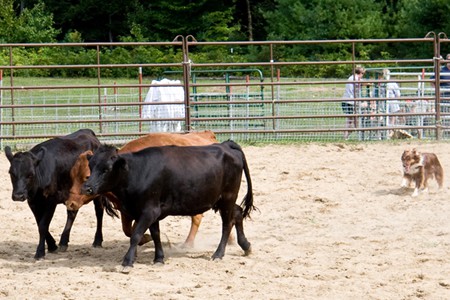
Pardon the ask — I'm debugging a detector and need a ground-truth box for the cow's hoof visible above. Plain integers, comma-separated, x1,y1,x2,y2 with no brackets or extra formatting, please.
181,241,195,248
48,245,58,253
244,245,252,256
58,245,68,252
92,243,103,248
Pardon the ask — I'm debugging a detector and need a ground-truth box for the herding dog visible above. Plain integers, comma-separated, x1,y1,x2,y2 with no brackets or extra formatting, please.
401,148,444,197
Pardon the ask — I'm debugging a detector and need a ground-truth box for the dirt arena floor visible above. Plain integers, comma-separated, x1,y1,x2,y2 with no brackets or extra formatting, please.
0,141,449,299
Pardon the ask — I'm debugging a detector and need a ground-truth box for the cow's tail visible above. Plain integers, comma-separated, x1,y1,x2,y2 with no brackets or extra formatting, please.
101,195,120,218
227,140,257,219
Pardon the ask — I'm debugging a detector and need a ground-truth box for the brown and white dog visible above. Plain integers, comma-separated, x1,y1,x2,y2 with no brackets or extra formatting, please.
401,148,444,197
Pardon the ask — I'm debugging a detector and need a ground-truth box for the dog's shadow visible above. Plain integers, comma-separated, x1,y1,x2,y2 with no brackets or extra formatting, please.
375,187,411,196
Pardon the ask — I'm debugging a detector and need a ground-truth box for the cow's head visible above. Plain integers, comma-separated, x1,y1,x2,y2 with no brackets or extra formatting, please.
81,145,127,196
5,146,46,201
65,150,97,211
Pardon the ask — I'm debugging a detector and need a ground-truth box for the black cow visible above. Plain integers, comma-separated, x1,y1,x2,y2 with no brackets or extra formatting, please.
81,140,256,273
4,129,109,260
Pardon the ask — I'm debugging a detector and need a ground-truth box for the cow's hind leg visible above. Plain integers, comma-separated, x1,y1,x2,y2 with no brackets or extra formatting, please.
59,209,78,251
149,221,164,264
45,233,58,252
211,206,235,260
184,214,232,247
182,214,203,248
233,204,251,256
120,212,151,246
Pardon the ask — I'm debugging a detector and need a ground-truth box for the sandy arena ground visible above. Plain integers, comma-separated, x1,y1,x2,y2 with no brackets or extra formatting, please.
0,141,449,299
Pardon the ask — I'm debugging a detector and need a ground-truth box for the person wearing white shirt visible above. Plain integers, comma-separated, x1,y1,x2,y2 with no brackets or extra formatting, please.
383,69,401,126
342,66,366,140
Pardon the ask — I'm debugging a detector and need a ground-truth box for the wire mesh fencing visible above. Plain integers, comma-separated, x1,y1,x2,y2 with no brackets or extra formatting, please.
0,73,445,149
2,38,450,148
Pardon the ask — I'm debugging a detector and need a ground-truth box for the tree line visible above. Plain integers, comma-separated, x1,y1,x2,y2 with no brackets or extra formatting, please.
1,0,450,78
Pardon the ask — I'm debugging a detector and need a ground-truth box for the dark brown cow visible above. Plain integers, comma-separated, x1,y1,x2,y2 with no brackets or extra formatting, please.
81,141,255,273
65,131,218,247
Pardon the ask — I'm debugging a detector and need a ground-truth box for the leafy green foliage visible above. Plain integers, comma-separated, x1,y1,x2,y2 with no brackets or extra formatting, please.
0,0,16,43
3,0,450,78
0,0,59,43
264,0,385,44
396,0,450,39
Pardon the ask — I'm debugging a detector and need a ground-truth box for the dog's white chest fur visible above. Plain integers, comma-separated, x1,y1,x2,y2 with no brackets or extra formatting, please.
404,155,424,175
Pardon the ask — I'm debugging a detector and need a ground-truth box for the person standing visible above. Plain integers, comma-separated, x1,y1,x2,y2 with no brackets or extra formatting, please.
383,69,401,126
431,53,450,112
342,66,366,140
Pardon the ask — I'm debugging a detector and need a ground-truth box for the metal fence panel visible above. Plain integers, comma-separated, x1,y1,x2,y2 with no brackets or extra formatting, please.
1,37,450,148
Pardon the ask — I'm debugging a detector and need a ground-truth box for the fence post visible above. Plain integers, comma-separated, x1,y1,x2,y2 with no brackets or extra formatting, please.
96,45,103,133
175,35,192,132
0,69,2,149
138,67,143,132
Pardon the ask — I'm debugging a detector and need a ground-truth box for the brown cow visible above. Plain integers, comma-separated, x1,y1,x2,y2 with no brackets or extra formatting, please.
65,131,218,247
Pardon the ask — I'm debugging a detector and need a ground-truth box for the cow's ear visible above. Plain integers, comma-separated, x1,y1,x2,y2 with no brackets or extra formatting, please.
4,146,13,162
114,157,128,171
34,147,47,165
82,150,93,161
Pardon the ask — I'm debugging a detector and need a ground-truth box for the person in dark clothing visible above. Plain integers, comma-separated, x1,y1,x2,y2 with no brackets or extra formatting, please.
431,53,450,112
